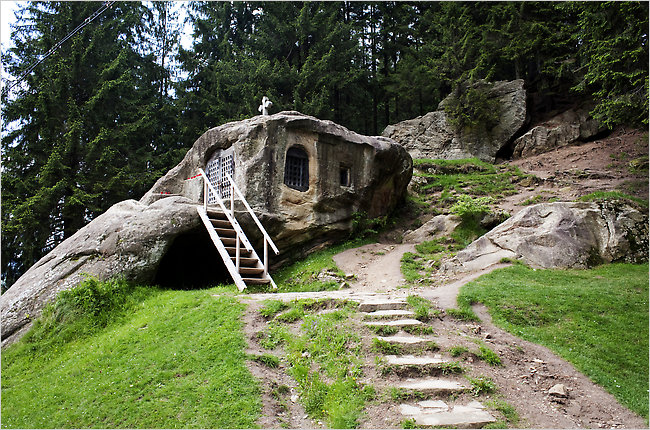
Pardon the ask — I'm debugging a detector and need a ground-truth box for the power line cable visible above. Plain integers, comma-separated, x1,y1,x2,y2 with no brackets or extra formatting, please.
2,1,116,97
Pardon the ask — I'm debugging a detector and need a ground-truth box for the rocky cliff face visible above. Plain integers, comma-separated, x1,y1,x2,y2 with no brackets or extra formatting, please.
511,108,606,159
1,112,412,345
382,80,526,162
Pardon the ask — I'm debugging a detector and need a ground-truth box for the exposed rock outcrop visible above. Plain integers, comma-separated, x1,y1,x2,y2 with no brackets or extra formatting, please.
512,108,605,158
445,201,648,273
383,80,526,162
1,197,200,346
403,215,462,244
2,111,412,345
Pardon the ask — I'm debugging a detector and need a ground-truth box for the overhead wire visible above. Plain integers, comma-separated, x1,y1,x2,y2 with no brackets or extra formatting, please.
2,0,117,97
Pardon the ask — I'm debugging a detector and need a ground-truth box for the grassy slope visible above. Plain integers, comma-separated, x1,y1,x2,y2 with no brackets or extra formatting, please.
457,263,649,419
1,286,260,429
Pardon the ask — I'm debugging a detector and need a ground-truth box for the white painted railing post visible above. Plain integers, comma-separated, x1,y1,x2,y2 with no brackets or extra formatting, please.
264,239,268,276
236,231,241,271
230,184,234,218
203,178,207,211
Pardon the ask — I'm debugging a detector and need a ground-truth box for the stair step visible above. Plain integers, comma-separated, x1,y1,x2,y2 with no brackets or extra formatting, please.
375,335,430,347
398,378,469,395
207,211,228,220
215,227,236,237
232,256,260,266
239,267,265,276
365,319,423,328
363,309,416,320
221,237,239,246
225,247,252,257
210,219,232,228
358,300,408,312
400,401,496,428
385,354,447,366
242,278,271,285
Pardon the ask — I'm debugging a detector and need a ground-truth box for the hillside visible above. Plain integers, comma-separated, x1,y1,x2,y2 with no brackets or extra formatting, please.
2,129,648,428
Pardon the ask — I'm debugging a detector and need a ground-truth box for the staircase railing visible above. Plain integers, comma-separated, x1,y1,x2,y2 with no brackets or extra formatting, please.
198,168,279,277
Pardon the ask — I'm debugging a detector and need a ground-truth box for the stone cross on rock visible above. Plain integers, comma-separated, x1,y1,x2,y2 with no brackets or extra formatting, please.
258,96,273,116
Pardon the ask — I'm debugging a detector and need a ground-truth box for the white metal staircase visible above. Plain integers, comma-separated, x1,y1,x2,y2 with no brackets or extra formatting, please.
196,168,279,291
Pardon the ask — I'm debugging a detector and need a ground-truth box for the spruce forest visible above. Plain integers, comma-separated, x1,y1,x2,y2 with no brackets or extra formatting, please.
1,1,648,289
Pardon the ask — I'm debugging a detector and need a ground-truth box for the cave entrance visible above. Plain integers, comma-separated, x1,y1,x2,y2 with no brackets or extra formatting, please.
153,226,232,289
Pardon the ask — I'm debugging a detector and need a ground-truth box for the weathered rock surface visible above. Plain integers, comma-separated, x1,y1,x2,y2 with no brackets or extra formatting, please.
403,214,462,243
446,201,648,272
2,112,412,345
383,80,526,162
512,108,605,158
1,197,200,346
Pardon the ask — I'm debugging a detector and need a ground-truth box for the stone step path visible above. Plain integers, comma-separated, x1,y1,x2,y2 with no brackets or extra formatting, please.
385,354,447,366
358,299,407,312
363,309,415,320
365,318,423,328
399,377,469,394
359,300,496,428
400,400,497,428
376,334,431,348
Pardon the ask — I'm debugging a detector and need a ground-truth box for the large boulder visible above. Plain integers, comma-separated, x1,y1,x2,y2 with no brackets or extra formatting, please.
445,201,648,273
512,108,605,158
1,197,200,346
383,80,526,162
2,111,412,345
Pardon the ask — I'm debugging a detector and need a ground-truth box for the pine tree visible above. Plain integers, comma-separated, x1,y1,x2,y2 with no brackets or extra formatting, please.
1,1,180,288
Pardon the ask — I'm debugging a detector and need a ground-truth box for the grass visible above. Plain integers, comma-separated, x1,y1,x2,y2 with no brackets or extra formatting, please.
475,344,503,367
1,279,261,428
449,345,469,357
272,237,376,292
372,337,403,355
406,295,440,322
578,190,649,209
412,158,521,198
257,300,372,428
458,263,649,419
468,376,497,396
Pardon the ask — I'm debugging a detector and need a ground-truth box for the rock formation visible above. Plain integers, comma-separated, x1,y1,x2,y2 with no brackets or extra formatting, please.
445,201,648,273
512,108,605,158
382,80,526,162
1,111,412,345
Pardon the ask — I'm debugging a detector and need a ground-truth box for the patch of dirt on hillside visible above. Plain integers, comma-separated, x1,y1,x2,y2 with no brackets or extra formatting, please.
499,128,648,217
240,299,321,430
333,243,415,291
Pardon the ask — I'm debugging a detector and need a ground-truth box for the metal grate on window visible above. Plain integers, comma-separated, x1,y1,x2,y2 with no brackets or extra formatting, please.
206,149,235,203
284,146,309,191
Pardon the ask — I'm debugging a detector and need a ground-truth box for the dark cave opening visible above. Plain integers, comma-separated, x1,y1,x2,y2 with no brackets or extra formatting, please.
153,226,232,289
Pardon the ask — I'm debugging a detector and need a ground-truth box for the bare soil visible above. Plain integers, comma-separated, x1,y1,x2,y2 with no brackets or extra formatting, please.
237,129,648,429
499,127,648,217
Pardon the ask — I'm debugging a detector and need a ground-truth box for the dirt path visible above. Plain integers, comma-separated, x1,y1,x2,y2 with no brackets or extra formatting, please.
238,241,647,429
333,243,415,291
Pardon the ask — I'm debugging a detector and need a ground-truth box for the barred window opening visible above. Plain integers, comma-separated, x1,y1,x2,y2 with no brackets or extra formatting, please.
284,146,309,191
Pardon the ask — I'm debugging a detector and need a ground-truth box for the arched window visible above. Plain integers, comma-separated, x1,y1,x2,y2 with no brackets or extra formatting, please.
284,146,309,191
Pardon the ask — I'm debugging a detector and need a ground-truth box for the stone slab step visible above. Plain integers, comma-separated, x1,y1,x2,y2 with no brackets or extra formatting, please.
365,319,423,328
385,354,447,366
400,401,496,428
363,309,416,320
376,335,430,347
358,300,407,312
398,378,469,394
